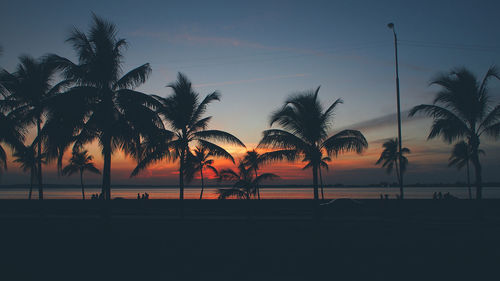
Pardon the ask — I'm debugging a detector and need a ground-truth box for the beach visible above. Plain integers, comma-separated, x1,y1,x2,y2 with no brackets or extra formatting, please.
1,186,500,199
1,199,499,280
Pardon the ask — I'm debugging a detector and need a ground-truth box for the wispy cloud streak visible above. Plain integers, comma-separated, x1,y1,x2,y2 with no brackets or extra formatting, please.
193,73,310,88
339,110,426,132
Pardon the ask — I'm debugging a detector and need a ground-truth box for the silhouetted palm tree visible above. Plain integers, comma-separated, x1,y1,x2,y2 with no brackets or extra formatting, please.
258,87,368,205
0,55,65,199
302,154,330,200
375,138,410,198
62,149,101,200
46,14,161,200
132,73,244,217
217,161,278,200
185,147,220,200
318,157,330,200
242,150,268,199
13,144,40,199
448,141,481,200
409,66,500,199
0,110,25,178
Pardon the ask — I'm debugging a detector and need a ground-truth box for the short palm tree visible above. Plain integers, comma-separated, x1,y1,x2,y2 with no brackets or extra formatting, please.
62,149,101,200
448,141,480,200
409,66,500,199
258,87,368,204
217,161,279,200
375,138,410,198
0,55,65,199
242,150,268,199
132,73,244,217
13,144,39,199
185,147,221,200
0,109,25,178
46,14,161,200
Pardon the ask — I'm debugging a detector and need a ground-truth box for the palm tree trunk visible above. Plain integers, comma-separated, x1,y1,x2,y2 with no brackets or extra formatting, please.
254,168,260,200
179,146,185,218
319,166,324,200
102,136,112,200
36,117,43,200
394,159,402,199
312,164,319,201
28,169,34,200
471,153,482,199
199,167,204,200
80,169,85,200
466,159,472,200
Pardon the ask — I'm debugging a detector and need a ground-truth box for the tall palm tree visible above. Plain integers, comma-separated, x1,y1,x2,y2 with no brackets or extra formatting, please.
185,147,221,200
13,144,39,199
258,87,368,204
0,55,65,199
62,149,101,200
318,157,330,200
217,161,279,200
409,66,500,199
448,141,480,200
46,14,161,200
375,138,410,198
132,73,244,217
242,150,267,199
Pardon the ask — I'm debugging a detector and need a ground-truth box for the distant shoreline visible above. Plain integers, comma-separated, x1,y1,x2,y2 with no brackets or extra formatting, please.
1,183,499,189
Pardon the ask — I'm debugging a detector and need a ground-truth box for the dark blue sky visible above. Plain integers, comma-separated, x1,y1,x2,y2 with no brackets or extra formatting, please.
1,0,499,185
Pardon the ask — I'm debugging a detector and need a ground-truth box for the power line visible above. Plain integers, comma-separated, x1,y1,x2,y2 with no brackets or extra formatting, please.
399,40,500,53
164,42,391,69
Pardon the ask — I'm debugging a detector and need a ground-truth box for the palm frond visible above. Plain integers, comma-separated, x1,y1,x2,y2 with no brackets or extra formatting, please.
259,149,298,163
84,163,101,174
113,63,151,90
479,105,500,137
190,91,220,126
409,104,470,143
197,139,234,163
218,168,240,181
323,129,368,156
257,129,306,150
194,130,245,147
254,173,279,185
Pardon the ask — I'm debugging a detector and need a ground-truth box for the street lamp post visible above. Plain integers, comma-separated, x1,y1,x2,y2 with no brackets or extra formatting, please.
388,22,404,199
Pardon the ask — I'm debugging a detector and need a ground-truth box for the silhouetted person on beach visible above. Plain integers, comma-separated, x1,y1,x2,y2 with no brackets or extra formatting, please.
384,194,389,200
438,192,443,200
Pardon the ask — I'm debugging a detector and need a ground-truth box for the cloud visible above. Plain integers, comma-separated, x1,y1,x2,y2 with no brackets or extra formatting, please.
128,30,290,51
193,73,310,88
339,110,426,132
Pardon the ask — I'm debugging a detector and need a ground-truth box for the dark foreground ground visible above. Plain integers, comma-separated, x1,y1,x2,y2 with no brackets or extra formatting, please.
0,199,499,281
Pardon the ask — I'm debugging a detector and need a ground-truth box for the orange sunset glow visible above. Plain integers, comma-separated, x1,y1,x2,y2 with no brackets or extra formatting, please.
2,2,500,280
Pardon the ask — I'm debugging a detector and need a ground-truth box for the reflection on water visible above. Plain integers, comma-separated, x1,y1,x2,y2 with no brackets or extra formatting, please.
0,186,499,199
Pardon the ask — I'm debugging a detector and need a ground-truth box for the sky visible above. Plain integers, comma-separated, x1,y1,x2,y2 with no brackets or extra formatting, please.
1,0,500,186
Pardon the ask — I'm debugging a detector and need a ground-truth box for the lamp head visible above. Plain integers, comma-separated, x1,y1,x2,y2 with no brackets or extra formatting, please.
387,23,394,29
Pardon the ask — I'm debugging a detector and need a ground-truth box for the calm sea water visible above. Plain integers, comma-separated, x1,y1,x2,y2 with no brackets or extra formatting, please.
0,186,499,199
